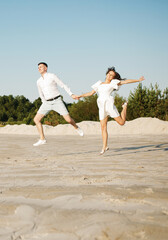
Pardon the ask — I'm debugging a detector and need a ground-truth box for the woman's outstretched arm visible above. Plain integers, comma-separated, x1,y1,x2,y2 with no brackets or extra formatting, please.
77,89,96,98
119,76,145,85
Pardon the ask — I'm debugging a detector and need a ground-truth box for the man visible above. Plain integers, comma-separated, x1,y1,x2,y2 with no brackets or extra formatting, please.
33,62,83,146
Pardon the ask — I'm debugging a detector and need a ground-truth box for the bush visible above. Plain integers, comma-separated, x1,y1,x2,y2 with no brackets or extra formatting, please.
127,84,168,121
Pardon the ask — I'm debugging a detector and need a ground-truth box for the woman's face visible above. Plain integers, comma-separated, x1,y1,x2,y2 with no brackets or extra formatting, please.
107,71,116,80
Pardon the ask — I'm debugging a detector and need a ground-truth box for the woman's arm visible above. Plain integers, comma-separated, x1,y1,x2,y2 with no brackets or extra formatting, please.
119,76,145,85
78,89,96,98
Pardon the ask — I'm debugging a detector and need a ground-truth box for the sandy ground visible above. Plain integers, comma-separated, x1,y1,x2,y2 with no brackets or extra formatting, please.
0,132,168,240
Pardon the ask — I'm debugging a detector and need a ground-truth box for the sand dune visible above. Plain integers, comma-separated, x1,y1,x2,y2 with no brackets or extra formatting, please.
0,117,168,135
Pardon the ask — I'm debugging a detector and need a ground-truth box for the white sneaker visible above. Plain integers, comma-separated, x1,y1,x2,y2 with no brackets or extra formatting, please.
76,127,84,137
33,139,47,146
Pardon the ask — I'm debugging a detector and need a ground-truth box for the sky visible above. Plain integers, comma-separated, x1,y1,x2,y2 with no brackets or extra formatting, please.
0,0,168,103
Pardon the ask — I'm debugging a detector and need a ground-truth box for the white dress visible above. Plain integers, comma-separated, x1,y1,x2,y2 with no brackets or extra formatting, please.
92,79,121,120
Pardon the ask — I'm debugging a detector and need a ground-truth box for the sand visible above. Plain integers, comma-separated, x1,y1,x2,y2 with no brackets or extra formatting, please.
0,117,168,136
0,118,168,240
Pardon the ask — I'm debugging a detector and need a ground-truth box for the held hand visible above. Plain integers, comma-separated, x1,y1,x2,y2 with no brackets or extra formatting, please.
139,76,145,82
76,95,81,100
71,94,80,100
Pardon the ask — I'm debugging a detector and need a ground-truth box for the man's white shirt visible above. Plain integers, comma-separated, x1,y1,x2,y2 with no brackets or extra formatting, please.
37,73,73,102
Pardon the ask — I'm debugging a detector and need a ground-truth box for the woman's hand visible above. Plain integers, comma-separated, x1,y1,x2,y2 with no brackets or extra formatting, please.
139,76,145,82
71,94,80,100
75,95,81,100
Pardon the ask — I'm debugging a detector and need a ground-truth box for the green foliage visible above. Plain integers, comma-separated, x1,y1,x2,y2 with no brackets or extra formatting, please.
114,93,126,113
43,111,67,126
127,84,168,121
68,95,99,122
0,95,38,125
0,84,167,126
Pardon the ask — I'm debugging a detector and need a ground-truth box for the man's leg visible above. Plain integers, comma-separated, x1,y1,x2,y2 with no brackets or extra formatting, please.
63,114,84,136
34,113,45,140
63,114,78,129
51,97,83,136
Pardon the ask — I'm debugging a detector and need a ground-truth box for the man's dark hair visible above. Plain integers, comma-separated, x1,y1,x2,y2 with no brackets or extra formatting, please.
38,62,48,68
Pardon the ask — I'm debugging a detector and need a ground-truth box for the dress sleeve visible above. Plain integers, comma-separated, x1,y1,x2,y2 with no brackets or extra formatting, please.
91,80,102,92
111,79,121,91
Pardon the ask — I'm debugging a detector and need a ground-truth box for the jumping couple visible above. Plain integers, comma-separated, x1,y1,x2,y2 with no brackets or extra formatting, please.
34,62,145,154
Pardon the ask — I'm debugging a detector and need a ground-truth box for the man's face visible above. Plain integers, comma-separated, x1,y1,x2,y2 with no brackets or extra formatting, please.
38,64,47,74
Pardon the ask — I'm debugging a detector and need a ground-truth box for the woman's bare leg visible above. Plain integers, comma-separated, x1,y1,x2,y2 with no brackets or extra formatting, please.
114,102,127,125
100,116,108,151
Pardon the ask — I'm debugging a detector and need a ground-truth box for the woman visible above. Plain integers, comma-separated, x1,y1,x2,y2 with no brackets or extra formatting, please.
77,67,145,154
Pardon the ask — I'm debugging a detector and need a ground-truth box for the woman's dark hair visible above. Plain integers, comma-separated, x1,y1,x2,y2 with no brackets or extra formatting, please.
106,66,126,80
38,62,48,68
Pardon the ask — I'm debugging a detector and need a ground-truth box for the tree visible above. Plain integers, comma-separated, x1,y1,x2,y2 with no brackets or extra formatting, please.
114,93,126,114
127,83,167,120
